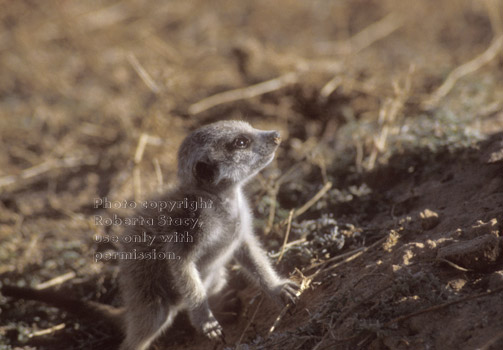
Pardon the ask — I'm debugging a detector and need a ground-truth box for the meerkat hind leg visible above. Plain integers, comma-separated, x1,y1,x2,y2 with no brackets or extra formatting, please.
120,303,177,350
204,266,241,323
205,265,229,297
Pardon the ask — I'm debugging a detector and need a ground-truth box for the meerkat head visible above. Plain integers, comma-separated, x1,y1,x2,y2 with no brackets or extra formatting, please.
177,120,281,189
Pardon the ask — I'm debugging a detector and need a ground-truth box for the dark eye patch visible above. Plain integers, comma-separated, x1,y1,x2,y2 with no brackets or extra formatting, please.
229,135,251,150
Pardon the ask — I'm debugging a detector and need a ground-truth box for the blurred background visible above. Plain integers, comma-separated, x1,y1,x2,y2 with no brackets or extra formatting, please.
1,0,503,349
0,0,502,197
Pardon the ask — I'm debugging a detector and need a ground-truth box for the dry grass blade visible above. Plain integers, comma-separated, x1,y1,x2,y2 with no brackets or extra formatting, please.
346,12,404,54
236,296,264,347
133,133,163,199
277,209,294,263
127,52,161,94
423,35,503,108
314,250,364,276
264,163,305,236
264,185,279,236
0,155,98,191
268,238,307,258
317,12,404,55
311,333,330,350
80,2,129,31
308,235,388,279
477,101,503,118
268,270,311,336
134,133,150,164
35,271,76,290
484,0,503,36
28,323,65,338
305,246,366,272
288,181,332,221
383,286,503,328
271,181,332,235
320,76,343,100
367,65,414,170
436,258,471,272
153,158,163,191
188,72,298,115
477,329,503,350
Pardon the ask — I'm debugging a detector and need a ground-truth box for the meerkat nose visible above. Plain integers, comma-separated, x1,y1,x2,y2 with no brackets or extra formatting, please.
270,131,281,145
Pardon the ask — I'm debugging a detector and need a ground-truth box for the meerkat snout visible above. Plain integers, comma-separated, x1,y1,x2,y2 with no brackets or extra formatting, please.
267,130,282,145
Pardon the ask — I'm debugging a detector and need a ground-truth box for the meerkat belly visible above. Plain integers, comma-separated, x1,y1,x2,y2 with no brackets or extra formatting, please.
197,219,243,285
200,239,240,290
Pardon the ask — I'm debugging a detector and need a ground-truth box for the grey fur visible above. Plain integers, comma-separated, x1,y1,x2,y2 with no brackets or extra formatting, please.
119,120,298,350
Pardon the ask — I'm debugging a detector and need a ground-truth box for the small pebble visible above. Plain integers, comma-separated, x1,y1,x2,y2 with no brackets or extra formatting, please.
419,209,440,230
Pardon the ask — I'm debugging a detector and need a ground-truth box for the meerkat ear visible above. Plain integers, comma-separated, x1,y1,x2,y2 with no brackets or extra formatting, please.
194,161,218,184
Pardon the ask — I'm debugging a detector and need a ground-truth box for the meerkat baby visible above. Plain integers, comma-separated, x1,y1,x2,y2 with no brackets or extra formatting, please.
0,120,298,349
118,120,299,350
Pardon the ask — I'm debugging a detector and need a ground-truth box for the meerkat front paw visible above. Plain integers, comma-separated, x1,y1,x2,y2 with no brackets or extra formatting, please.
269,279,300,308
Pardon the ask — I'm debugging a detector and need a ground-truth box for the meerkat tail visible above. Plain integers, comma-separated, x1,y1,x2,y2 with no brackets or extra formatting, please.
1,285,124,332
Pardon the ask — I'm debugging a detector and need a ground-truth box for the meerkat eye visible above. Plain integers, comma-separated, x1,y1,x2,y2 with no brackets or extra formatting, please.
232,136,250,149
